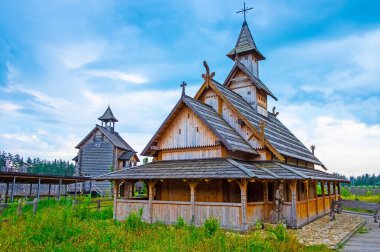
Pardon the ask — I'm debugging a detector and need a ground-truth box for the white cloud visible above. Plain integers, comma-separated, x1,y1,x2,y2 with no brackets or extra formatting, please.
84,70,147,84
0,102,22,113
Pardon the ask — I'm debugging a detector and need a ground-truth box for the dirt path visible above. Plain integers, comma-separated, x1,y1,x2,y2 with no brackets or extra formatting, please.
344,215,380,252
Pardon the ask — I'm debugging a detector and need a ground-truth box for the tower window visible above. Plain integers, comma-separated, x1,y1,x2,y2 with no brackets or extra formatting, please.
245,56,248,60
179,129,181,135
247,91,251,95
196,127,199,132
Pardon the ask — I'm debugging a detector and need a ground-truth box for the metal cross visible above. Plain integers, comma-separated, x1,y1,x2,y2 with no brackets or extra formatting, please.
236,2,253,22
180,81,187,96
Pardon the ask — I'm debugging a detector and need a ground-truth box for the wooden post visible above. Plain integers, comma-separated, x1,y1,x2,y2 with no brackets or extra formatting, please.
147,180,157,224
58,179,62,201
5,183,9,203
64,184,68,198
238,179,248,231
188,180,199,224
327,181,331,205
97,199,101,212
37,178,41,200
290,180,297,228
17,199,22,216
33,198,38,215
89,181,92,196
315,181,319,217
29,183,33,197
263,181,269,222
337,183,341,197
113,180,119,220
11,176,16,203
304,180,309,222
48,184,51,199
74,180,78,200
333,182,337,200
321,181,326,213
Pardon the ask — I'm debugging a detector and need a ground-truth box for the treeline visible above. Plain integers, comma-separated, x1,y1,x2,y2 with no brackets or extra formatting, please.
333,172,380,186
0,151,75,176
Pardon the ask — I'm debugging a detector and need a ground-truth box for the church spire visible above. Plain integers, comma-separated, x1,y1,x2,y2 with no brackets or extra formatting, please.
98,105,118,131
227,3,265,78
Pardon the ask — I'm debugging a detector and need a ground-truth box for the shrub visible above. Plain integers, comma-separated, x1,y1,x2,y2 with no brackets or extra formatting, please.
203,217,220,237
124,208,144,231
267,223,288,242
175,216,186,229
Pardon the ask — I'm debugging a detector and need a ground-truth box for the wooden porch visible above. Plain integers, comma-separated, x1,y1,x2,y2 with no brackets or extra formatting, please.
112,179,342,230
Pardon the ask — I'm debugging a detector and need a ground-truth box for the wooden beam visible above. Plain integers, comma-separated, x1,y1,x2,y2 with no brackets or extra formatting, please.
37,178,41,200
188,180,200,224
321,181,326,213
11,176,16,203
264,181,269,222
147,180,158,223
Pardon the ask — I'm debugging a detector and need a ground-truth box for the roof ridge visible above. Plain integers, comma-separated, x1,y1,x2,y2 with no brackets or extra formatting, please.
227,158,256,178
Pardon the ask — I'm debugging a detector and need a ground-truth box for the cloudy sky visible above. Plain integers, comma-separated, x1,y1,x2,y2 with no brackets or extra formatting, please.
0,0,379,176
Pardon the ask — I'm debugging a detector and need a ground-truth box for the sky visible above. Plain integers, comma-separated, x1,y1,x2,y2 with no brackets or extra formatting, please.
0,0,380,176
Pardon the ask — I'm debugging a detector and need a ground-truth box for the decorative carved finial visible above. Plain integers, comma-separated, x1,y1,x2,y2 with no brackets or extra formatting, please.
201,61,215,81
180,81,187,96
234,49,238,62
259,120,267,144
236,2,253,22
272,106,279,117
311,145,316,155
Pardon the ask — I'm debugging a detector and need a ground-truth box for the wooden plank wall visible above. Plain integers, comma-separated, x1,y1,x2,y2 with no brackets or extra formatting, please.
194,202,241,228
152,201,191,224
247,202,265,225
161,147,222,160
158,107,219,150
115,199,149,221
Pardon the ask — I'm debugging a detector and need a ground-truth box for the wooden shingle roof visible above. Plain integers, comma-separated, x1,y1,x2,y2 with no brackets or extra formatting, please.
227,21,265,61
224,61,277,100
210,80,324,166
98,106,118,122
93,158,348,182
75,125,136,152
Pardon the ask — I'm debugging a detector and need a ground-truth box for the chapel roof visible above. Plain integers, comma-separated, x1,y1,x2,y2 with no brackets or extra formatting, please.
75,125,136,152
93,158,347,182
208,80,324,166
224,61,277,100
98,106,118,122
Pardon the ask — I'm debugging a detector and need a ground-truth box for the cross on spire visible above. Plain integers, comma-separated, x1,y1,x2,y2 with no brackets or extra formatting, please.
180,81,187,96
236,2,253,22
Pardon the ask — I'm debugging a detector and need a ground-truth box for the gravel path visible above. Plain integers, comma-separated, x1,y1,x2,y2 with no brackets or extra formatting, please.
344,215,380,252
294,213,366,248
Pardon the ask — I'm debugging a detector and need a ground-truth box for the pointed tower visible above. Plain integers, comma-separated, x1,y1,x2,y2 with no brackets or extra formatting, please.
98,106,118,131
227,20,265,78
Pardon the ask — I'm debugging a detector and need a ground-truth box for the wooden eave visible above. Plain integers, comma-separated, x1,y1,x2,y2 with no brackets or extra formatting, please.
194,79,285,162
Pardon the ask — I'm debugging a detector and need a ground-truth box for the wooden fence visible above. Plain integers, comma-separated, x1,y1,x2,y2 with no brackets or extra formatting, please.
0,197,113,218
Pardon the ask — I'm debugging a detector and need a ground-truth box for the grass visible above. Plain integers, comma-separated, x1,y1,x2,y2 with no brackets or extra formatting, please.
0,197,332,251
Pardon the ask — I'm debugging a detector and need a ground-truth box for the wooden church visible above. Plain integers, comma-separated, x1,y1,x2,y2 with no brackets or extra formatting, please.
96,10,348,230
74,106,139,196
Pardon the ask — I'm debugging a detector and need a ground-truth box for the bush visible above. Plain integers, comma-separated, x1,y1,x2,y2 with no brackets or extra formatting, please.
175,216,186,229
203,217,220,237
124,208,144,231
267,223,288,242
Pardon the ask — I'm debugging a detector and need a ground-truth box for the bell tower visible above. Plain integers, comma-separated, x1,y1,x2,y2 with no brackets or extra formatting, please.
227,3,265,78
98,106,118,131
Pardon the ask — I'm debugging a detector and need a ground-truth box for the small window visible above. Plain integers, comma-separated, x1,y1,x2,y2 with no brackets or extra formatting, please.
247,91,251,95
196,127,199,132
179,129,181,135
245,56,248,60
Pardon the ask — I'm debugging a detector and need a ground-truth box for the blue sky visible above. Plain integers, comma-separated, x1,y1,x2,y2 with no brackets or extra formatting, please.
1,0,380,176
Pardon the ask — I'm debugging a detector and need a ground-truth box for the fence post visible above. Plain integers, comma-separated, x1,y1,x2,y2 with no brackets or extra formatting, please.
97,199,101,212
0,195,5,215
33,198,38,216
72,199,76,211
17,199,22,216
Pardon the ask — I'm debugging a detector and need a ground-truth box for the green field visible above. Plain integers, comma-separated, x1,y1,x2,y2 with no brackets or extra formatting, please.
0,197,330,251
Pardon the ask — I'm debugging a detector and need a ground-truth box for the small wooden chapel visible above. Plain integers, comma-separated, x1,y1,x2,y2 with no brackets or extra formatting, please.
74,106,139,196
96,6,348,230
